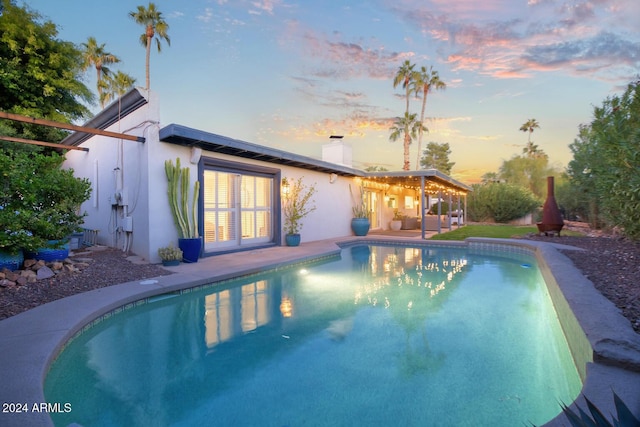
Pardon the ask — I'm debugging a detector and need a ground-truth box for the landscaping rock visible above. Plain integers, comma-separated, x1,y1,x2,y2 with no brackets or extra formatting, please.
36,266,55,280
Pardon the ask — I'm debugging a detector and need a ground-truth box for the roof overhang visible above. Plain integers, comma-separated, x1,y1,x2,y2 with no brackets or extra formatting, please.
364,170,472,194
159,124,363,177
159,123,472,194
62,87,150,147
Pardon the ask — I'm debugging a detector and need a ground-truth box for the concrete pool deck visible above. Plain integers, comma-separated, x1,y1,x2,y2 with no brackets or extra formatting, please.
1,235,639,426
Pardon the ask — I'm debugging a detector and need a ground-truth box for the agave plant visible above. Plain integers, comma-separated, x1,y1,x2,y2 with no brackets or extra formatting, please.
558,391,639,427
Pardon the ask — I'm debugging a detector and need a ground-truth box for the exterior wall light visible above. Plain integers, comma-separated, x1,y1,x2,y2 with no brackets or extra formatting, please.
281,177,290,196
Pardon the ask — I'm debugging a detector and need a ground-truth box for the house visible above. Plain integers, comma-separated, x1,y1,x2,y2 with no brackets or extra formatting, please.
62,88,471,263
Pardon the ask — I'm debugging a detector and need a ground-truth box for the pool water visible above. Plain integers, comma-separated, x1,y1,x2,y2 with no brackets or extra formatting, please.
45,244,581,426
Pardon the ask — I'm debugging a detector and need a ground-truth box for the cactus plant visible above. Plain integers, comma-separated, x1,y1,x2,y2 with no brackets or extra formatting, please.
157,243,183,261
164,158,200,238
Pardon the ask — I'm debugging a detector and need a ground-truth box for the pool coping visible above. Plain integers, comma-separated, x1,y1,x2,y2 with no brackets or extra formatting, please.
0,236,639,426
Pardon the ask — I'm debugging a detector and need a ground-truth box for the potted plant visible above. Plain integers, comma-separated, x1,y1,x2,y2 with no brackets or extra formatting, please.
282,177,317,246
350,185,370,236
158,243,182,266
165,158,201,263
390,209,402,231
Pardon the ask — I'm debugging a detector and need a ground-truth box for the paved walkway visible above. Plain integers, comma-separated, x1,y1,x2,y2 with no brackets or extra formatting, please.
1,235,639,426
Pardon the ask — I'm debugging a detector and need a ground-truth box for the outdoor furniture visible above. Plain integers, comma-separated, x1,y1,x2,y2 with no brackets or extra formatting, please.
401,216,418,230
423,215,446,230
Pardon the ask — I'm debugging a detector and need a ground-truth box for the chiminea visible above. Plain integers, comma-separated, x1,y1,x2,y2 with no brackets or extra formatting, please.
536,176,564,236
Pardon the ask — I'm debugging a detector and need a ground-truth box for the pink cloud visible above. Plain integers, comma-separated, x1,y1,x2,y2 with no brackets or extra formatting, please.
390,0,639,81
299,31,413,80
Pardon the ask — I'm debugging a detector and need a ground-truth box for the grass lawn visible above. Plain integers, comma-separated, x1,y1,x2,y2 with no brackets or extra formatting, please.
429,224,583,241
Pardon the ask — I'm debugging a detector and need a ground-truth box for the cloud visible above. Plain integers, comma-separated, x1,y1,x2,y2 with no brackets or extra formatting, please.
295,30,414,80
388,0,639,83
522,31,640,78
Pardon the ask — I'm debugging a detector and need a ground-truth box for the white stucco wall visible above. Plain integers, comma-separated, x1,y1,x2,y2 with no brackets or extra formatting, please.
63,89,163,262
63,91,363,264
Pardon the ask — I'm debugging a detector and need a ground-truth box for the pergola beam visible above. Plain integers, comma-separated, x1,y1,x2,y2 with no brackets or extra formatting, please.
0,111,145,143
0,135,89,152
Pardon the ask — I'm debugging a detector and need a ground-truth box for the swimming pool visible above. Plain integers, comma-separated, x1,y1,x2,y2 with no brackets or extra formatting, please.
44,243,581,426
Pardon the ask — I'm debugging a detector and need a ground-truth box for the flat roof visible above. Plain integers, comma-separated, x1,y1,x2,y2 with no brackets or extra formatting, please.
160,124,472,194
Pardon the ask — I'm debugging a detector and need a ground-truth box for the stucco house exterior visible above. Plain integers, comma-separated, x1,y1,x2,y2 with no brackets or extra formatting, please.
62,88,471,263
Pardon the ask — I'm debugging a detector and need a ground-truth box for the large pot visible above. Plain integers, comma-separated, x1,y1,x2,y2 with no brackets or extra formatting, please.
0,249,24,271
351,218,370,236
285,233,301,247
25,240,70,262
178,237,202,263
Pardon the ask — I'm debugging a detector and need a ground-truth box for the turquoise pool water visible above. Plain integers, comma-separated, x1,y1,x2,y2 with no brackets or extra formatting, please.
45,244,581,426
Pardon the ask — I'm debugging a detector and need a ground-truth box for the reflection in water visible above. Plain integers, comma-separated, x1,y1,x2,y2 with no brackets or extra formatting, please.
204,281,270,349
45,244,581,427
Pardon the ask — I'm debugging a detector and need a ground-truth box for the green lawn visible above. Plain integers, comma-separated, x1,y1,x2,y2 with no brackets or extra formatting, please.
429,224,582,241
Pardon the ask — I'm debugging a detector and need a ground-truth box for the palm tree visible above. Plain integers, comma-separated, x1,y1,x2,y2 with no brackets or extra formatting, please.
413,66,446,170
519,118,540,157
100,71,137,107
129,2,170,90
389,112,426,171
393,60,416,117
81,37,120,108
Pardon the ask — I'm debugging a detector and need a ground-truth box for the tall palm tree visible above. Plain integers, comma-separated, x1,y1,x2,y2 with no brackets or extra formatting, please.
389,112,426,171
519,118,540,157
392,60,416,171
99,71,137,107
81,37,120,108
393,60,416,117
413,66,446,170
129,2,170,90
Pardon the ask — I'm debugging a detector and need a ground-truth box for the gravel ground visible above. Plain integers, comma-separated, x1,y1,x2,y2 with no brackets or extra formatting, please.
522,232,640,334
0,247,173,320
1,226,639,334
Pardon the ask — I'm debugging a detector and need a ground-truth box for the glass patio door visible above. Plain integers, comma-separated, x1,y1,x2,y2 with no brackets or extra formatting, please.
203,170,273,252
365,189,380,229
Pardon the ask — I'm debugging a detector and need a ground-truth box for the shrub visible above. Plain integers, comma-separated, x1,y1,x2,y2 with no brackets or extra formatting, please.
467,182,539,223
0,149,91,253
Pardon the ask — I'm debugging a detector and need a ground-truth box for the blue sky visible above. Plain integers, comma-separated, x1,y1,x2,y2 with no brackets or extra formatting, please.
23,0,640,182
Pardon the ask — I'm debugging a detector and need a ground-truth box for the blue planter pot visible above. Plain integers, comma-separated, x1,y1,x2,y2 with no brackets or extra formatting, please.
178,238,202,263
351,218,370,236
285,234,301,247
0,249,24,271
25,240,70,262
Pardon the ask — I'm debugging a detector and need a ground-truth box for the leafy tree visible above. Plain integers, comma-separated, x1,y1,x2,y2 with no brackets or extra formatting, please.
81,37,120,108
389,112,425,171
566,81,640,239
413,66,446,170
420,142,455,174
129,2,170,90
0,0,93,142
554,173,590,222
498,154,556,199
481,172,500,184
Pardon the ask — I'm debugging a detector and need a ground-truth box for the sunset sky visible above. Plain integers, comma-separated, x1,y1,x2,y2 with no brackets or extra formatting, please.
24,0,640,182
